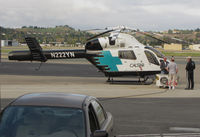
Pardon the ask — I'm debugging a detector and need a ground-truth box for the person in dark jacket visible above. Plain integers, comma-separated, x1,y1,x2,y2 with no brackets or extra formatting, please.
160,57,169,74
185,56,195,90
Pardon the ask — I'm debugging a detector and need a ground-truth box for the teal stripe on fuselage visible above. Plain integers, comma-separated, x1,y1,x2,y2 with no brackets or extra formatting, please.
94,51,122,72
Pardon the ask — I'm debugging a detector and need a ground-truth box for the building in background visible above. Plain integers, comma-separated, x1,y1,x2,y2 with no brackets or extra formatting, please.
1,40,19,47
164,43,182,51
189,44,200,51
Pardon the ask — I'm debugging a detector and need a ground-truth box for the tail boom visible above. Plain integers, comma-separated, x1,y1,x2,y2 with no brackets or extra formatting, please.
8,37,87,61
9,49,86,61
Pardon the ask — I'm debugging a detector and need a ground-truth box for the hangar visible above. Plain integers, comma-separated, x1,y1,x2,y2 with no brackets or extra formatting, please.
164,43,182,51
189,44,200,51
1,40,19,47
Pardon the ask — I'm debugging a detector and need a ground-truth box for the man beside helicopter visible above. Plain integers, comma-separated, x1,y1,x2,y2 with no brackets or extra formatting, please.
167,57,178,90
160,57,169,74
185,56,196,90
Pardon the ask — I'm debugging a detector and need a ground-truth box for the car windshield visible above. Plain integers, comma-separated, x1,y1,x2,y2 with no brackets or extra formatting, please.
0,106,86,137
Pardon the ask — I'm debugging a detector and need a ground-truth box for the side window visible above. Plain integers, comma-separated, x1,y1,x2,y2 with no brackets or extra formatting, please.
145,50,159,65
91,101,106,127
88,104,99,132
118,50,137,60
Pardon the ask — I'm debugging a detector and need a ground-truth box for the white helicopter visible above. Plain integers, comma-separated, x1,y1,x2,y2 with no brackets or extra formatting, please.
9,26,173,84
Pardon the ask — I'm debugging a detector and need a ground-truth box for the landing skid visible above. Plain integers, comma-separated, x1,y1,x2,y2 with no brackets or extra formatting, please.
143,75,156,85
106,75,156,85
106,77,114,83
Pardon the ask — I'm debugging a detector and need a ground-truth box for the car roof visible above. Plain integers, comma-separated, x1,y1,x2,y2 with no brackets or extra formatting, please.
10,93,91,109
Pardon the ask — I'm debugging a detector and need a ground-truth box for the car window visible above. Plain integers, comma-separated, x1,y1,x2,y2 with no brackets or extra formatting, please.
145,50,160,65
88,104,99,132
0,106,86,137
118,50,137,60
91,100,106,127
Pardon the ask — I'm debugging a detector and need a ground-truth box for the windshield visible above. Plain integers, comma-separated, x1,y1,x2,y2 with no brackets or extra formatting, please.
0,106,85,137
145,46,164,58
145,50,160,65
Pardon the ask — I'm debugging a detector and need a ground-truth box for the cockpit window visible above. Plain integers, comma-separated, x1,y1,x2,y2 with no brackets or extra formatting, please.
145,46,164,58
145,50,160,65
118,50,137,60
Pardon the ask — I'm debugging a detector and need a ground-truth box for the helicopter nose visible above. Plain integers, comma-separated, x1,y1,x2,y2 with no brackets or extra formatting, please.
85,39,103,50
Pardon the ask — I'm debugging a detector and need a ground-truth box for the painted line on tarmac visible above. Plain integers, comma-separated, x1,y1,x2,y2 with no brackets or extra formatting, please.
117,133,200,137
100,89,168,101
117,134,161,137
169,127,200,132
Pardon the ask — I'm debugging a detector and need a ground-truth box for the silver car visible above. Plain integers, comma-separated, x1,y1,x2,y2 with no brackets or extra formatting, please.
0,93,114,137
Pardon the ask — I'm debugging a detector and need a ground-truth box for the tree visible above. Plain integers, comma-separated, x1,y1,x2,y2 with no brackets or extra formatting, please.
168,29,173,34
195,28,200,32
196,33,200,38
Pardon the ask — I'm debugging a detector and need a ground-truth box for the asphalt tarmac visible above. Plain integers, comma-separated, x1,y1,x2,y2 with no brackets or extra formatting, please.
0,58,199,77
1,59,200,136
1,97,200,136
0,61,103,77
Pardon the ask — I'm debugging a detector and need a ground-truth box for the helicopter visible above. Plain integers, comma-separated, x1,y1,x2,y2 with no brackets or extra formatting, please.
8,26,179,84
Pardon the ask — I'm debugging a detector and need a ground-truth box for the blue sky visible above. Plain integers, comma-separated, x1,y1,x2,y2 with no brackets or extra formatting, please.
0,0,200,30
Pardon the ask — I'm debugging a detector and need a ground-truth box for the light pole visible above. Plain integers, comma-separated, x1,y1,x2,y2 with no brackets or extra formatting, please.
0,38,1,111
0,33,2,111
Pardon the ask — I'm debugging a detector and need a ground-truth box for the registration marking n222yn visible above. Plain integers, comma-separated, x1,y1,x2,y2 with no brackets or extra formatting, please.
50,52,75,58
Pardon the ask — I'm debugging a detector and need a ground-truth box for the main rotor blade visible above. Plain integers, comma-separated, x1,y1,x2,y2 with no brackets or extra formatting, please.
152,32,192,44
87,29,114,41
137,31,170,44
83,28,106,31
170,37,192,44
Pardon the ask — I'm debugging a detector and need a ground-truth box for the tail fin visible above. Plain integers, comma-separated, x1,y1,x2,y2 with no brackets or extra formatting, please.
25,37,47,62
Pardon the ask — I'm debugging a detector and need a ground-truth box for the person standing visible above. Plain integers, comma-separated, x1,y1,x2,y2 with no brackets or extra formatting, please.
167,57,178,90
185,56,195,90
160,57,169,74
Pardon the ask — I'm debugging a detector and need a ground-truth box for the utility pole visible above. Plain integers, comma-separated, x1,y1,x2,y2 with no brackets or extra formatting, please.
0,36,1,111
0,34,1,63
0,80,1,111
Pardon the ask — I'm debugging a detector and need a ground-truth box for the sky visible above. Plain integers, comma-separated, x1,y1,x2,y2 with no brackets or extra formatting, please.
0,0,200,31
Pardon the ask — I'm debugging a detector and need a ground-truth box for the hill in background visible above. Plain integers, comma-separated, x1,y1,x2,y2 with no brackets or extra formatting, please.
0,25,200,46
0,25,93,45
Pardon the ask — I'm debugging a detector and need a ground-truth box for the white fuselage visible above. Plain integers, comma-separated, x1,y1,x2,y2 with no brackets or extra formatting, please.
96,33,163,73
